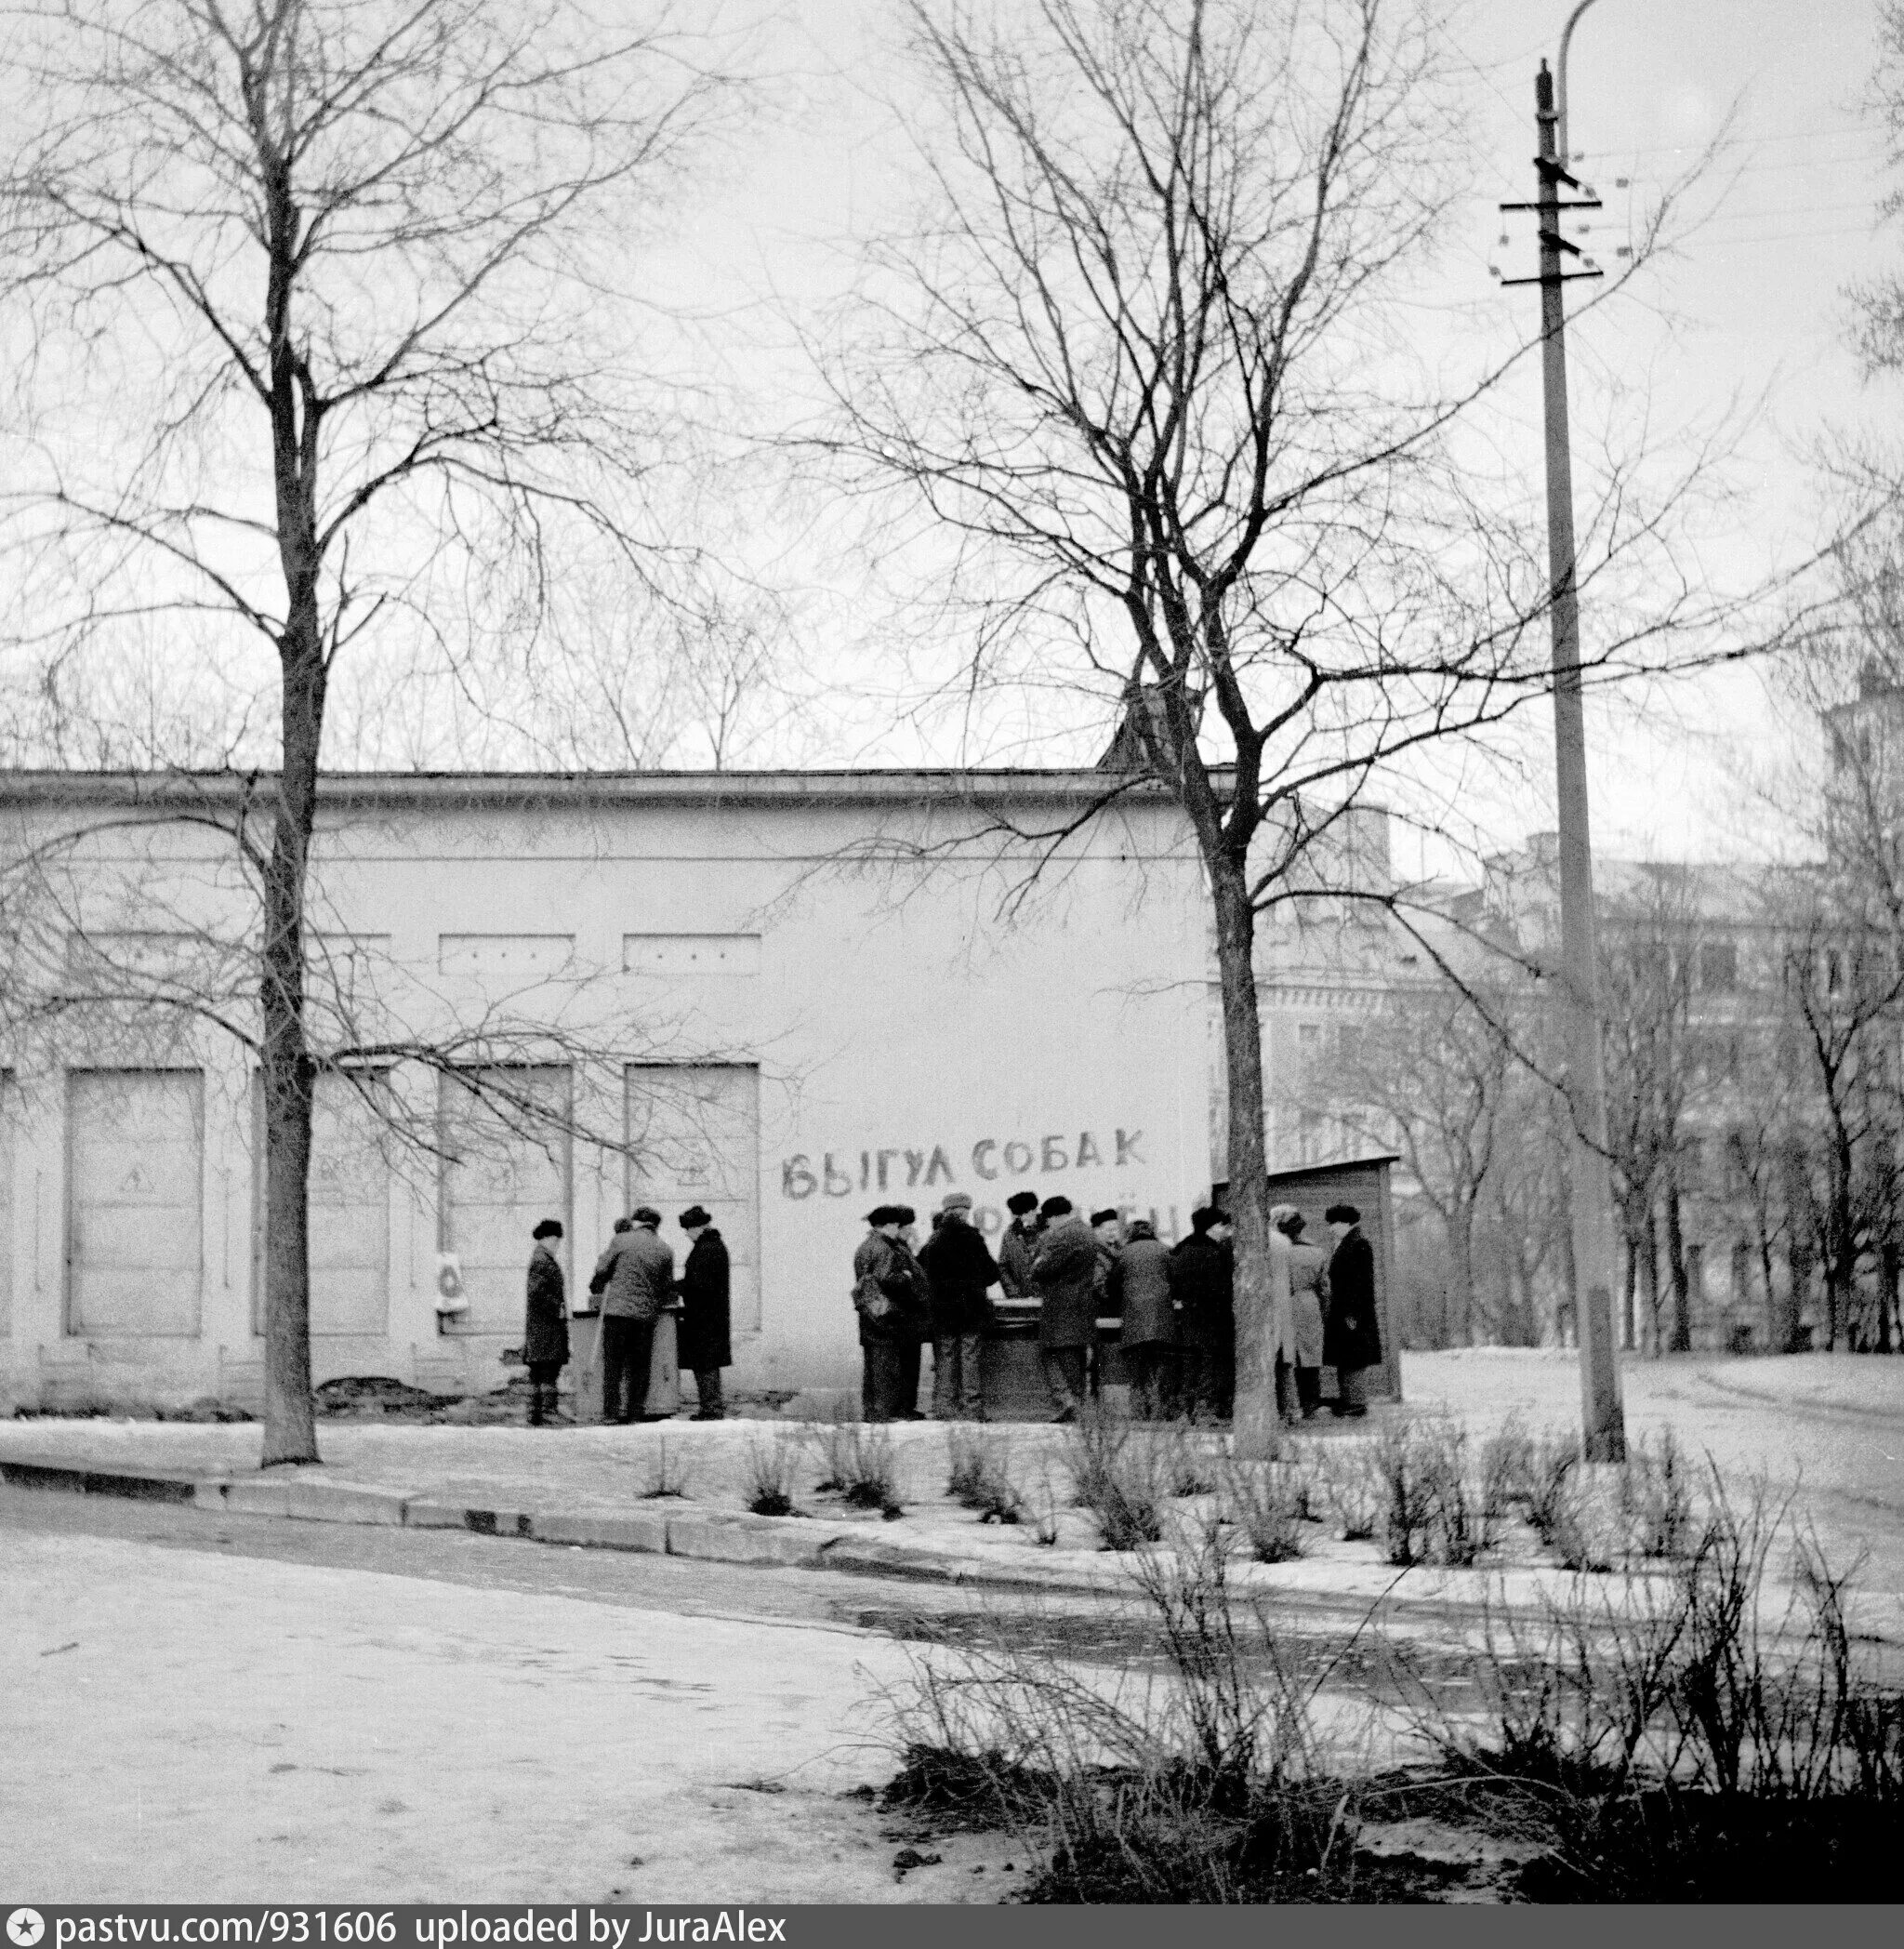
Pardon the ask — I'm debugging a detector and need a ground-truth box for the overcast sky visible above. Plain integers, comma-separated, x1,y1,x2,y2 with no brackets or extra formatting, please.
5,2,1888,874
655,0,1894,870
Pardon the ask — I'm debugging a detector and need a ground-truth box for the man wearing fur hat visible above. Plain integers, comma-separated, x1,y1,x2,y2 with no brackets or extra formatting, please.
1030,1195,1098,1421
853,1204,927,1421
675,1205,731,1421
1324,1203,1381,1417
997,1187,1044,1304
588,1205,675,1425
1275,1206,1329,1420
1170,1205,1236,1421
917,1189,1000,1419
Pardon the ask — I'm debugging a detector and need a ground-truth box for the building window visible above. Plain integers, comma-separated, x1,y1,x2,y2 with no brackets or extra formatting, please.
1698,940,1739,993
1297,1023,1321,1048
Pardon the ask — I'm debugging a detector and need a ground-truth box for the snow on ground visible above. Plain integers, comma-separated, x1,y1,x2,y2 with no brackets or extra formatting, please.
1,1524,1014,1903
7,1350,1902,1619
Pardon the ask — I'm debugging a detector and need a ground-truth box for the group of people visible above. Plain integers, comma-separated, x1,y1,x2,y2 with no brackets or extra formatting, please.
851,1188,1384,1425
520,1204,734,1426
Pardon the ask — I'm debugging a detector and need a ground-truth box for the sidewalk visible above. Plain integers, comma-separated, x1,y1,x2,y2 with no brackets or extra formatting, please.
7,1346,1904,1632
0,1412,1394,1606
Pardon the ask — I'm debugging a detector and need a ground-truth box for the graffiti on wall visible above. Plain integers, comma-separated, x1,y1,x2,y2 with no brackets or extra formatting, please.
779,1127,1182,1240
780,1128,1146,1200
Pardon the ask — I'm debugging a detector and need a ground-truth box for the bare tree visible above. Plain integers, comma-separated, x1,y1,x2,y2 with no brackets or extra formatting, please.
0,1,744,1460
1599,869,1726,1353
1719,1035,1805,1354
1315,976,1515,1347
816,0,1739,1450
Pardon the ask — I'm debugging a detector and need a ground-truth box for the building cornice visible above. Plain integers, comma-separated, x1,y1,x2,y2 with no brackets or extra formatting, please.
0,766,1191,814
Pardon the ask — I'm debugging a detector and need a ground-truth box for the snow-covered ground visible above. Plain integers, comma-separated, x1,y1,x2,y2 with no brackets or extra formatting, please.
2,1522,1012,1903
7,1349,1901,1616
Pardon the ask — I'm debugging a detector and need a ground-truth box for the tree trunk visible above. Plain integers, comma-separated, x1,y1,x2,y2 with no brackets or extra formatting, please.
1755,1217,1779,1359
1781,1142,1812,1354
1642,1202,1661,1356
1826,1134,1855,1352
1620,1226,1638,1353
1665,1173,1693,1353
1556,1167,1579,1348
1880,1236,1897,1356
1211,855,1277,1459
1451,1214,1476,1351
258,614,325,1465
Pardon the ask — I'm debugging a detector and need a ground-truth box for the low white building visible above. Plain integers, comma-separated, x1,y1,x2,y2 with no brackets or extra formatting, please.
0,769,1212,1411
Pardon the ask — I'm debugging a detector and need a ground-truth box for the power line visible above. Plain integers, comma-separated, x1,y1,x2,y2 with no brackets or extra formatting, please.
1575,118,1887,161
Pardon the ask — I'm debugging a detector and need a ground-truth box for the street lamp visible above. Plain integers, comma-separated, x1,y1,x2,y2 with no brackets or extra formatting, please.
1555,0,1602,167
1501,0,1628,1462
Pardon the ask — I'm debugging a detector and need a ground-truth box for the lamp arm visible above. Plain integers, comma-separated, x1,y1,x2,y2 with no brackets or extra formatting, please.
1556,0,1602,163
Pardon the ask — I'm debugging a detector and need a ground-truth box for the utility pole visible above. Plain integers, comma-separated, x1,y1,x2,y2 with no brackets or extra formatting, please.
1501,57,1628,1462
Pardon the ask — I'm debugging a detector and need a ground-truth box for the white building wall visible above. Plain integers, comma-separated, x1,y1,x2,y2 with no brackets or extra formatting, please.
0,776,1209,1408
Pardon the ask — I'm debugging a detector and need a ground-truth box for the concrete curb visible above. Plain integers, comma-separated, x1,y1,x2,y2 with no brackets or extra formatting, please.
2,1456,200,1504
0,1451,1041,1587
0,1449,1627,1622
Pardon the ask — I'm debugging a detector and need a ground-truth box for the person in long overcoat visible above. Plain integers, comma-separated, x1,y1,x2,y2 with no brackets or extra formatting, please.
997,1189,1044,1302
1323,1202,1382,1417
675,1204,731,1421
522,1217,569,1427
1089,1209,1123,1400
1169,1206,1236,1421
1275,1205,1329,1420
917,1189,1000,1420
588,1206,675,1424
1108,1216,1176,1420
1029,1194,1098,1421
853,1204,929,1421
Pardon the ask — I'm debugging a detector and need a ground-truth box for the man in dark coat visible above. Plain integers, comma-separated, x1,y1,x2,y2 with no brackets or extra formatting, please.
853,1204,928,1421
892,1207,930,1419
1109,1216,1176,1420
917,1189,1000,1420
1030,1195,1097,1421
522,1218,569,1427
589,1205,675,1424
675,1204,731,1422
1170,1205,1235,1422
1324,1202,1382,1417
997,1188,1043,1302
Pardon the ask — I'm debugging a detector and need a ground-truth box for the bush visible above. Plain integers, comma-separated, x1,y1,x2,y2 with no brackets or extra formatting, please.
1479,1412,1535,1520
810,1412,904,1517
1368,1418,1437,1568
1392,1477,1904,1897
1524,1428,1583,1545
1618,1429,1695,1563
886,1524,1359,1901
810,1404,862,1492
892,1444,1904,1903
639,1434,691,1500
1418,1417,1492,1568
1220,1458,1305,1564
1157,1421,1224,1497
946,1425,1024,1524
1064,1407,1165,1550
1316,1444,1381,1542
742,1430,801,1518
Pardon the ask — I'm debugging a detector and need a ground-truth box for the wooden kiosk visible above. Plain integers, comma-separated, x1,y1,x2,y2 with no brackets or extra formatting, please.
1218,1153,1403,1406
